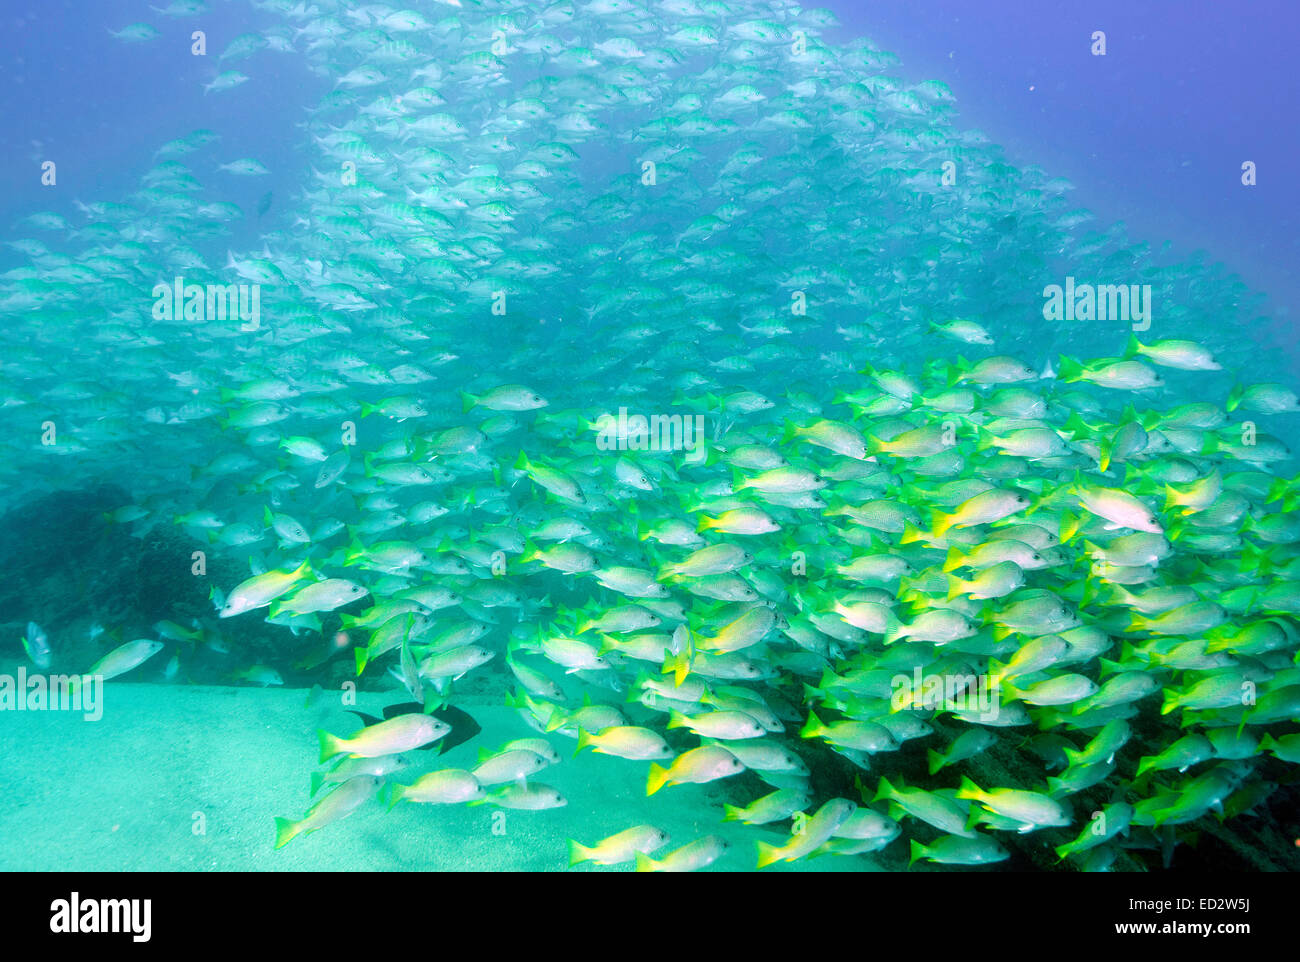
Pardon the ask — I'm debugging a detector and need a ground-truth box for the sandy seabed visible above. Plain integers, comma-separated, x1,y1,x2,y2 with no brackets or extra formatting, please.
0,678,872,872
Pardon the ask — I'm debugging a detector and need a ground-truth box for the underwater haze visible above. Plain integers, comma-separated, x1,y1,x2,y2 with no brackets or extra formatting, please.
1,0,1299,874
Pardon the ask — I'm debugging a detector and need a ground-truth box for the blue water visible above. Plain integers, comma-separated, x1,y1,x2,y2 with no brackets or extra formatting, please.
4,2,1295,359
2,1,1298,873
826,0,1300,364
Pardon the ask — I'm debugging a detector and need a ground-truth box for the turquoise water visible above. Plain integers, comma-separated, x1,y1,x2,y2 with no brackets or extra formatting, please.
1,2,1298,872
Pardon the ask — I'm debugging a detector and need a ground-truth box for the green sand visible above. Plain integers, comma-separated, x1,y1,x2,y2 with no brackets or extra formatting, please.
0,680,874,871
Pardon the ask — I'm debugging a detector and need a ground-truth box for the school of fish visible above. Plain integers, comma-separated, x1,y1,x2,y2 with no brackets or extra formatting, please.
4,0,1300,871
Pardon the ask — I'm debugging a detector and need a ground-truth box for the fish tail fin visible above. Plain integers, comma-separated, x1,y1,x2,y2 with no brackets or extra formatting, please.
542,709,567,733
645,763,670,796
945,357,968,387
871,775,895,805
1097,437,1113,473
755,840,783,870
1162,484,1185,513
317,729,342,764
1061,744,1088,768
1063,413,1095,441
926,749,945,776
908,839,927,868
567,839,589,868
1059,510,1082,544
882,615,906,645
1240,544,1270,579
954,775,981,801
662,649,690,687
273,817,300,850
